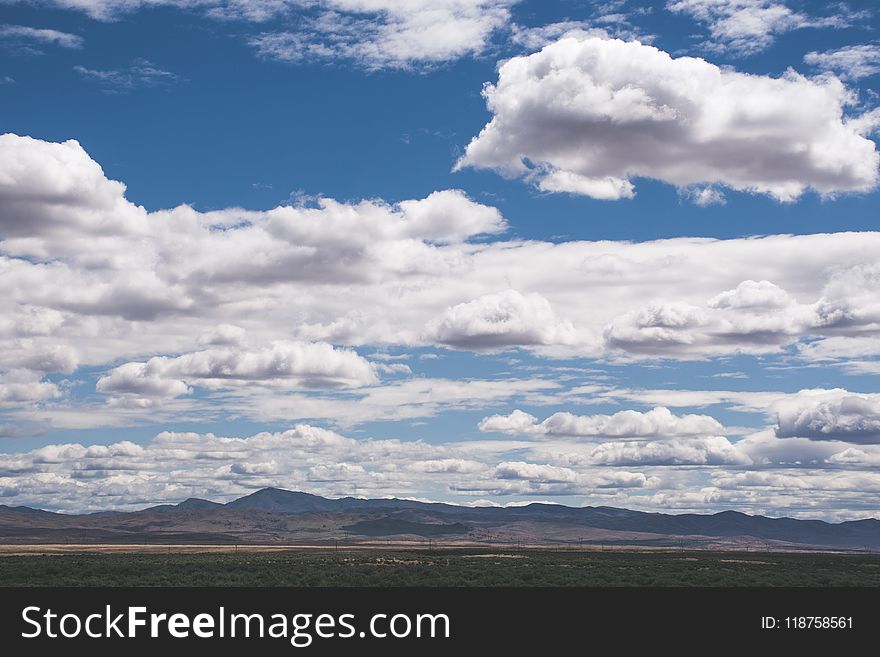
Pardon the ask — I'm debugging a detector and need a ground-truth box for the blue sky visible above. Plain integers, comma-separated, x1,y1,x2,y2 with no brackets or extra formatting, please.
1,0,880,518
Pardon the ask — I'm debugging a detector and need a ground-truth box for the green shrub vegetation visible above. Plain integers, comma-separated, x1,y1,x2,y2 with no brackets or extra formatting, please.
2,549,879,587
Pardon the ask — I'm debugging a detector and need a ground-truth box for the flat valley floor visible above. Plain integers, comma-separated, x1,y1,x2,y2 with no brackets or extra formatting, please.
1,547,879,586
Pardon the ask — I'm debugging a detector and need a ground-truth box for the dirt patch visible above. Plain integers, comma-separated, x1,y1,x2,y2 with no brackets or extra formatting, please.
462,554,527,559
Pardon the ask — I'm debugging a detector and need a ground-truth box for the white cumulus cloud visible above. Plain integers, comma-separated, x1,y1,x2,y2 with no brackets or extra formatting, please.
456,35,879,203
97,341,379,402
425,290,581,351
774,389,880,444
478,406,725,438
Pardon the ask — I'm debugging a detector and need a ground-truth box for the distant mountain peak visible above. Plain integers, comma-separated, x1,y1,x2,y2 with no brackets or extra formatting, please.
224,487,343,513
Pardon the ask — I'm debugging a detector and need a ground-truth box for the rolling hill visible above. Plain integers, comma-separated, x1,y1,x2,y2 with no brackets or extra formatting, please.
1,488,878,551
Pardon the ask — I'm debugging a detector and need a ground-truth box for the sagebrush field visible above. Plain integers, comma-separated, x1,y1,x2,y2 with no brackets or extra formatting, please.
2,549,879,587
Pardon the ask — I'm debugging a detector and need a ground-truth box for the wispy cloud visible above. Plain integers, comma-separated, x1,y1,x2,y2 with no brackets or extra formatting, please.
667,0,869,55
73,59,179,91
0,24,83,54
805,43,880,80
249,0,517,70
6,0,519,69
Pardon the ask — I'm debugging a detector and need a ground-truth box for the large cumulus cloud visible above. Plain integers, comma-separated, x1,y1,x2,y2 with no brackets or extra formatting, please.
774,390,880,444
456,35,879,202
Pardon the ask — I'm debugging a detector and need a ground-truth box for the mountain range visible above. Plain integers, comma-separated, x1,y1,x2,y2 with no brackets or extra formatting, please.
1,488,878,551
